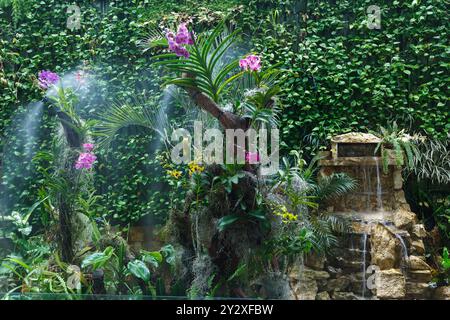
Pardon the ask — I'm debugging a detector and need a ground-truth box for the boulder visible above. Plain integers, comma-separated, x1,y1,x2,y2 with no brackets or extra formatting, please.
393,208,417,230
291,279,317,300
305,252,326,270
405,282,432,299
332,291,360,300
326,276,351,292
326,266,343,277
316,291,331,300
411,240,426,255
408,256,431,271
288,266,329,300
393,190,411,211
433,286,450,300
370,224,398,269
411,224,427,239
288,266,330,282
408,270,432,283
375,269,406,299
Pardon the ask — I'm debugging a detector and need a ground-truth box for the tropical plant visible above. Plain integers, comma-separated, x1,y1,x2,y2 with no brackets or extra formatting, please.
267,150,354,256
413,137,450,185
152,22,243,103
373,122,421,174
81,243,175,296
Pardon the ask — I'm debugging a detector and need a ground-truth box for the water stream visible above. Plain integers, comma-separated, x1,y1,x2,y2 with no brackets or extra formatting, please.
0,101,44,214
374,157,383,211
361,231,368,298
395,233,409,275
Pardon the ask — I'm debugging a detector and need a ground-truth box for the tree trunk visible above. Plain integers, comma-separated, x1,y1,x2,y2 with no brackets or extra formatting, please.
182,73,248,130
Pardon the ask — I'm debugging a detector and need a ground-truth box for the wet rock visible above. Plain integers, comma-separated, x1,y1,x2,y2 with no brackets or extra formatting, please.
408,270,432,283
288,266,329,300
332,291,360,300
316,291,331,300
291,278,317,300
393,190,411,211
393,169,403,190
408,256,431,271
288,265,330,281
393,208,417,230
406,282,432,299
375,269,406,299
412,224,427,239
433,286,450,300
326,266,343,277
305,252,326,270
326,276,351,292
411,240,425,255
370,224,397,269
350,279,369,296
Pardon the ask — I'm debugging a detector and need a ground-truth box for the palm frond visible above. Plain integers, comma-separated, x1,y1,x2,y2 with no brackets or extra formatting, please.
152,22,243,103
95,98,169,148
137,24,167,52
314,173,357,201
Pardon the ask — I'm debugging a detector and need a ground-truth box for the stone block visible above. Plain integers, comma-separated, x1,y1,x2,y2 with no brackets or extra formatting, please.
376,269,406,299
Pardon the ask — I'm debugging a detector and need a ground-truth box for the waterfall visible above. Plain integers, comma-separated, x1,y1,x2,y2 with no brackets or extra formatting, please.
362,166,369,211
395,233,409,275
0,101,44,214
361,230,368,298
374,157,383,211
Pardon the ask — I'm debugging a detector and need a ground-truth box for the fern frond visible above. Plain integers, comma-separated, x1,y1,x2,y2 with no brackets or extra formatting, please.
314,173,357,201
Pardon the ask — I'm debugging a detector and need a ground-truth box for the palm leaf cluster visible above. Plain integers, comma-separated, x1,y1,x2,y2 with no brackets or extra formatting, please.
152,22,244,103
95,98,168,148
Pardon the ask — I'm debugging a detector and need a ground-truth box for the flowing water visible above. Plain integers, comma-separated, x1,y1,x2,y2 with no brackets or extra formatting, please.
361,231,368,298
374,157,384,211
0,101,44,215
395,233,409,275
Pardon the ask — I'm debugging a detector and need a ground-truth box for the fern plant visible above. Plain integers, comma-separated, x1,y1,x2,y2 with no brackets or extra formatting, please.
373,121,420,174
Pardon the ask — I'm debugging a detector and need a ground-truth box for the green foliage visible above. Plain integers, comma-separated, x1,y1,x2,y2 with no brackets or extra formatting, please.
246,0,449,154
217,208,270,232
443,247,450,270
313,173,358,202
127,260,150,282
81,246,114,270
152,22,244,102
413,138,450,185
267,150,353,257
374,121,420,173
0,0,241,225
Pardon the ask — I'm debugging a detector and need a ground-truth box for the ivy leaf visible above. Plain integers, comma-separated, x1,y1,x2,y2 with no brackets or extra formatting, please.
127,260,150,282
81,247,114,270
